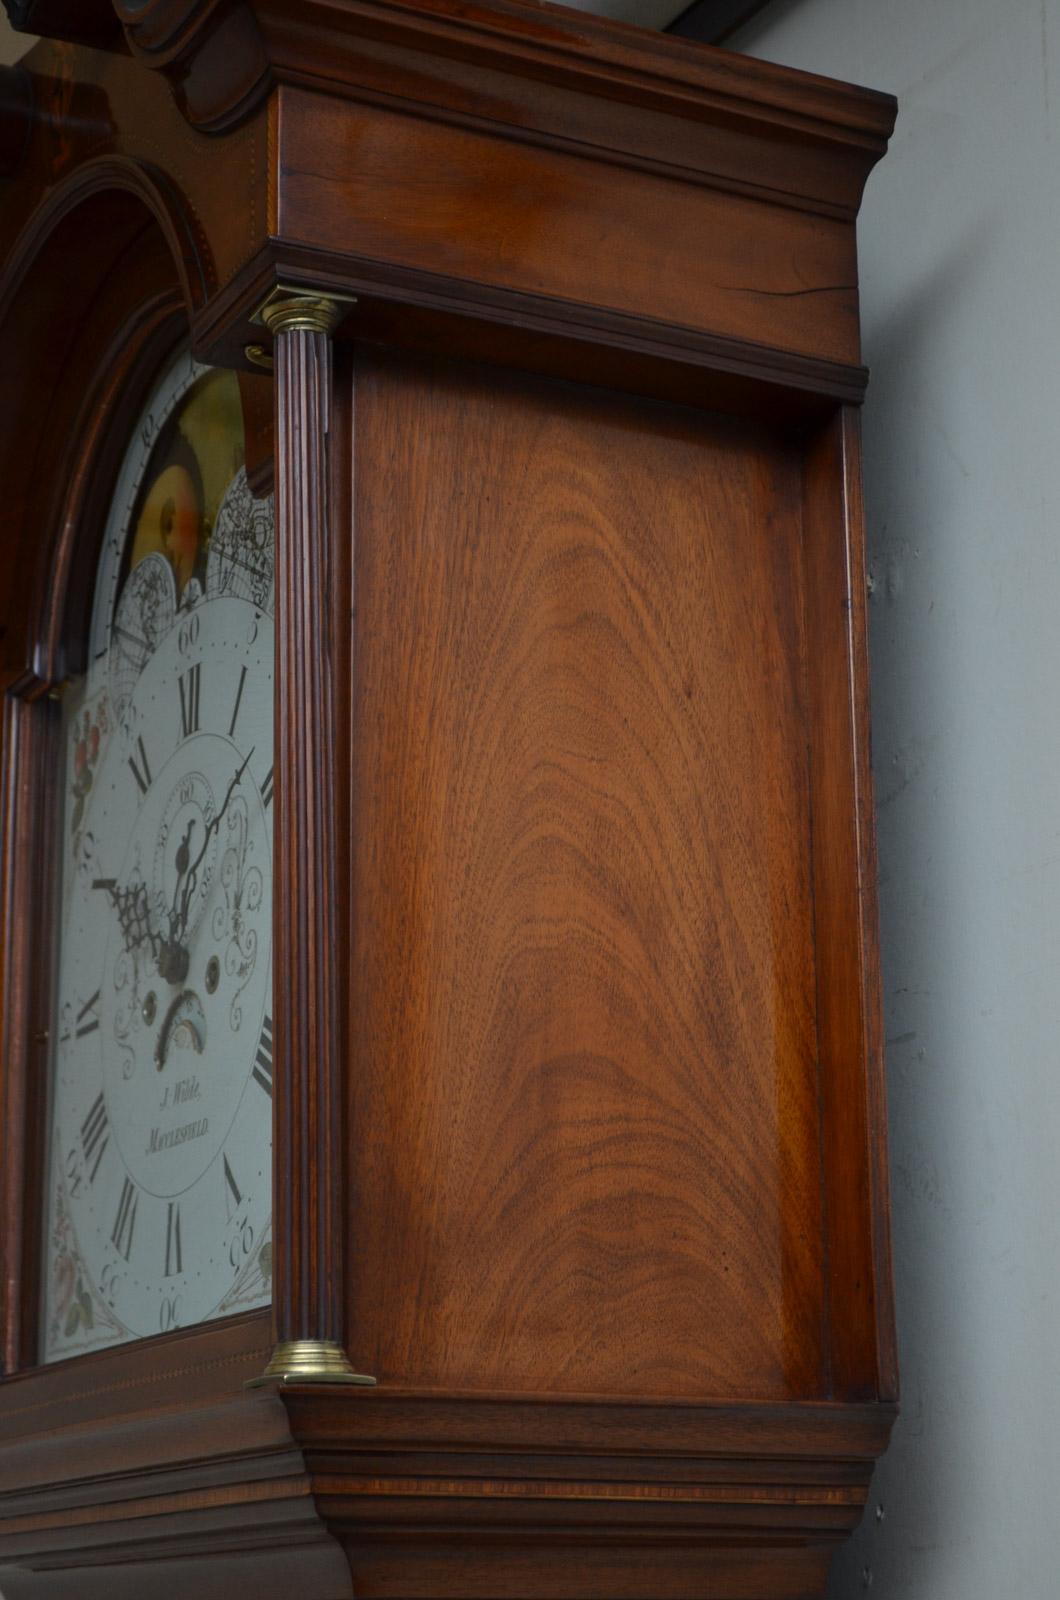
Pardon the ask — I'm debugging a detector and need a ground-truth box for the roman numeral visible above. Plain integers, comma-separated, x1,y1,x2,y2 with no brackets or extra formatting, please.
80,1092,109,1183
128,735,152,796
228,665,247,739
223,1153,243,1222
112,1177,138,1261
260,765,273,811
178,663,201,739
75,989,101,1038
164,1201,183,1277
252,1014,273,1097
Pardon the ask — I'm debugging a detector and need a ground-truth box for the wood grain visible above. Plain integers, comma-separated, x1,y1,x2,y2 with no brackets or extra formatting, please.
0,1310,271,1441
286,1387,894,1599
347,349,826,1400
111,0,896,227
802,410,897,1401
0,1388,352,1599
275,89,863,370
0,37,267,319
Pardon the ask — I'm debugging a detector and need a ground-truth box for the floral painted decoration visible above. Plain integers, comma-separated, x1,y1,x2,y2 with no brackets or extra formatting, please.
69,697,109,841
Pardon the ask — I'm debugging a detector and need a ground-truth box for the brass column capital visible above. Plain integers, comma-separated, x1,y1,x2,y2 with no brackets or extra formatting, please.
256,284,356,337
260,295,345,338
246,287,354,369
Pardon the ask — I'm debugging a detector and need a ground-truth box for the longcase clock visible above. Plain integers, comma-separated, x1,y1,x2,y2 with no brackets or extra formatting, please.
0,2,898,1595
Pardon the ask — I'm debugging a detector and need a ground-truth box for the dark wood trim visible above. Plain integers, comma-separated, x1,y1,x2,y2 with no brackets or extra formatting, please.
197,246,873,419
271,319,348,1355
0,156,211,331
16,0,897,222
1,0,118,43
802,408,897,1402
110,0,894,152
286,1384,897,1455
0,150,219,683
0,66,32,181
0,694,58,1375
0,1309,272,1440
0,1387,352,1599
331,344,356,1354
0,1358,895,1593
281,1387,896,1594
31,290,185,686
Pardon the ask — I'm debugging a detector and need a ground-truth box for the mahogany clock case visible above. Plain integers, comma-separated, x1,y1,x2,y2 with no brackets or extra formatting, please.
0,4,897,1597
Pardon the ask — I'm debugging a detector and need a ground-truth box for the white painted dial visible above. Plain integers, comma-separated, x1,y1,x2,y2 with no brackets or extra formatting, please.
42,354,274,1361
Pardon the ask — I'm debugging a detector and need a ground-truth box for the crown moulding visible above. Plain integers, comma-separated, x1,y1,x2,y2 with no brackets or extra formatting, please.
7,0,896,211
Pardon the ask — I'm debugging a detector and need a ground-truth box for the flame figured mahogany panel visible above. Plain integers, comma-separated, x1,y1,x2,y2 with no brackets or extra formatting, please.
346,350,827,1401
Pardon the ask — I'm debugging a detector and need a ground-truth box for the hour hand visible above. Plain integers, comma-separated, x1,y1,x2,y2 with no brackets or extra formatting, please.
92,876,162,963
173,748,254,945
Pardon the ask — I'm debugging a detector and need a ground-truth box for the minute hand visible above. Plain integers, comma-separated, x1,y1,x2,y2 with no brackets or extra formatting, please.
174,748,254,945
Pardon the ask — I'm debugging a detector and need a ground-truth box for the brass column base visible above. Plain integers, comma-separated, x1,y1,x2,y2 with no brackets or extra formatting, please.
246,1339,377,1387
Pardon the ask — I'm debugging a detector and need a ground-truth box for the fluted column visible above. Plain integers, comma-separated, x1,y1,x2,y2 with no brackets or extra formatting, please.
250,292,373,1387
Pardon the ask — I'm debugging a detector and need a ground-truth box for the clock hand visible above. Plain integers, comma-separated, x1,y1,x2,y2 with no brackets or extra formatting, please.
165,818,196,940
174,818,195,896
92,876,164,965
91,752,255,984
92,874,191,986
152,817,203,985
173,748,254,947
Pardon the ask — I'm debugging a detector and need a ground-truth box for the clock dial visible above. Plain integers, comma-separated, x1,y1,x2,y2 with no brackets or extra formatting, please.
41,355,274,1361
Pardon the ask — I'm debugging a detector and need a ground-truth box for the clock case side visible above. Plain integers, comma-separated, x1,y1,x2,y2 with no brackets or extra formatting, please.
236,13,897,1594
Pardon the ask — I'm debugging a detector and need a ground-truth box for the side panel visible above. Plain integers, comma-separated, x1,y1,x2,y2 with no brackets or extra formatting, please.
346,349,827,1401
803,408,896,1401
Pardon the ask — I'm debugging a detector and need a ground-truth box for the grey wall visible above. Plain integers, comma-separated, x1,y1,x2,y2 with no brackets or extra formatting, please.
676,0,1060,1594
0,17,32,64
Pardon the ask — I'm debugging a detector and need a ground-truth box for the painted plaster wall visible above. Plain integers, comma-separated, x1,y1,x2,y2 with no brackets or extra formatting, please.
676,0,1060,1594
0,18,32,64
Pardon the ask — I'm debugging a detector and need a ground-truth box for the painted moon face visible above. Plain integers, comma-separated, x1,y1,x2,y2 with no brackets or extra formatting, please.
132,463,202,595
